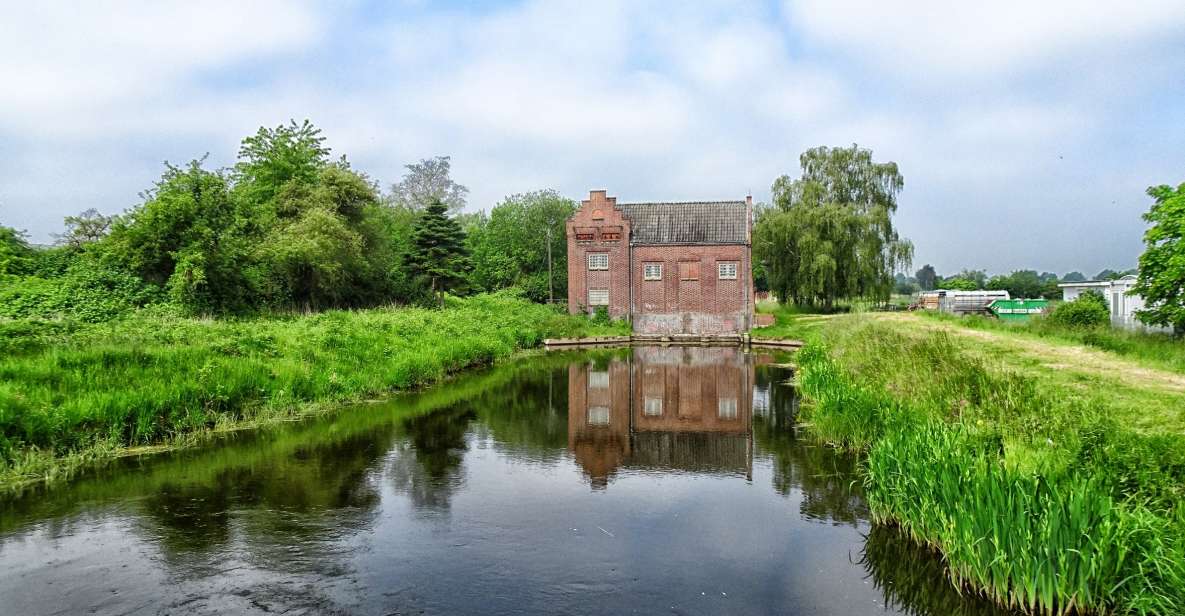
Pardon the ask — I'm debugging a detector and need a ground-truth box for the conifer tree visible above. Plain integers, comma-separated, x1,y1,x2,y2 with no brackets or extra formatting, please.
407,198,470,306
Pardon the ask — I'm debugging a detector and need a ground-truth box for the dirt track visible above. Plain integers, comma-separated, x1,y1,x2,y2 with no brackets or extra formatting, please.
873,313,1185,395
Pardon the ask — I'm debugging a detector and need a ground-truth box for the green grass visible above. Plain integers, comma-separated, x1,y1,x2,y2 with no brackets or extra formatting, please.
917,310,1185,375
0,292,627,488
775,309,1185,615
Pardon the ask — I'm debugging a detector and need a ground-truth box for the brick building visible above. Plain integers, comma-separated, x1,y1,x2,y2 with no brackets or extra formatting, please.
566,190,754,335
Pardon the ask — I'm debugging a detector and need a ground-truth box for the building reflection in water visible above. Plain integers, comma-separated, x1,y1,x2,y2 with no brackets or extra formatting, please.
568,346,755,487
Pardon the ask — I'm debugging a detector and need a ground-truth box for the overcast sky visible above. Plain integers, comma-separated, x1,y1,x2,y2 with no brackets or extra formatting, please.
1,1,1183,276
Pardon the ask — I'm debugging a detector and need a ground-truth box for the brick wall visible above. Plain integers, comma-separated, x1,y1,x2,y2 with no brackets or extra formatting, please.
631,243,751,334
566,190,631,319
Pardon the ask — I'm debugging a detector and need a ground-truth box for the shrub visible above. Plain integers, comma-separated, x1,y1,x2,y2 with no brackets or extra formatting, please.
591,305,611,325
1048,293,1110,329
0,259,160,322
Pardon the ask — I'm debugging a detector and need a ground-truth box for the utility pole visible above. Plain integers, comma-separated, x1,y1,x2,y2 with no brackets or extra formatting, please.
547,223,554,304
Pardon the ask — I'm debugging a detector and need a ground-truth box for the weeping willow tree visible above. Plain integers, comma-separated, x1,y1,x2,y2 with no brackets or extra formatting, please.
755,144,913,309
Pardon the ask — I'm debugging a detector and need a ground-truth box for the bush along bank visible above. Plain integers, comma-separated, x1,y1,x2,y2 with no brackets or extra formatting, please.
793,318,1185,615
0,292,627,488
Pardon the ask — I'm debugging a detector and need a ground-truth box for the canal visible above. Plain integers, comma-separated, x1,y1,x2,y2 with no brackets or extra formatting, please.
0,346,1010,615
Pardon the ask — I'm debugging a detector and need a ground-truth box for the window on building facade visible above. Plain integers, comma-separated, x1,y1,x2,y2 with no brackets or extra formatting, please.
588,253,609,270
601,226,622,241
718,261,738,280
588,370,609,388
587,406,610,426
718,397,738,419
644,397,663,416
643,263,663,280
678,261,700,281
588,289,609,306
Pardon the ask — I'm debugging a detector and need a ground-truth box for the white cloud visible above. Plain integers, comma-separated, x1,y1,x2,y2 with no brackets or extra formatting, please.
0,0,1182,275
0,1,322,134
786,0,1185,78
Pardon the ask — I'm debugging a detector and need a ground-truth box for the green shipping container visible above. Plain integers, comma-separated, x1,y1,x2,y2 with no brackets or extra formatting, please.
988,298,1049,321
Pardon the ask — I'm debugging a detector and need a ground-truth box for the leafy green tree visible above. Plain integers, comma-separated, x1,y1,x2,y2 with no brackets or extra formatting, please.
104,159,255,312
234,119,329,209
1095,269,1125,281
0,226,34,276
955,269,987,289
388,156,468,213
893,273,919,295
991,270,1045,298
256,205,364,311
755,144,913,309
407,199,470,306
467,190,576,302
56,209,116,249
1061,271,1086,282
1133,182,1185,334
915,264,937,291
943,277,978,291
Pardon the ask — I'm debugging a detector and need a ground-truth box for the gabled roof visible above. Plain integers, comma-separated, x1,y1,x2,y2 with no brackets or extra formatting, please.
617,201,748,245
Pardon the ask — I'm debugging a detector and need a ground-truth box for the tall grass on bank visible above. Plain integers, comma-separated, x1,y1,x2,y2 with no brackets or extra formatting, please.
793,317,1185,615
0,293,626,485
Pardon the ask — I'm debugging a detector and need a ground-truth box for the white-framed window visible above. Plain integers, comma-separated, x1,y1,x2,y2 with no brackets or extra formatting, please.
718,261,738,280
643,263,663,281
588,289,609,306
718,397,738,419
588,406,610,426
588,253,609,270
644,397,663,416
589,370,609,388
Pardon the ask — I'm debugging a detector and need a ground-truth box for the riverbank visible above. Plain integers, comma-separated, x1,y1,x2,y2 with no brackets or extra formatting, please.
757,307,1185,615
0,293,627,490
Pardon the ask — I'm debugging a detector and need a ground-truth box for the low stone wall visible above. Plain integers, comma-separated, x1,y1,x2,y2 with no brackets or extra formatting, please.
632,311,751,335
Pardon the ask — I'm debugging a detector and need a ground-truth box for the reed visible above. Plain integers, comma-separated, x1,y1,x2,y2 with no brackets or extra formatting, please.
792,316,1185,615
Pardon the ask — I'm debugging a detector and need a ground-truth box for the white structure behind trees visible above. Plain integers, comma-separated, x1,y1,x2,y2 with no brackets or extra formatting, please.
1058,275,1170,333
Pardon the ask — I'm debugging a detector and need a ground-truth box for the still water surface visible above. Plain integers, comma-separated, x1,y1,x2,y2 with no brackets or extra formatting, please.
0,347,1011,615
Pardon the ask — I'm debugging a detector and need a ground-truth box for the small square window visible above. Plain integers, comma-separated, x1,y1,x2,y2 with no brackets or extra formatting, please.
679,261,700,281
588,406,610,426
589,371,609,388
644,397,663,416
718,397,738,419
643,263,663,281
588,253,609,270
718,261,738,280
588,289,609,306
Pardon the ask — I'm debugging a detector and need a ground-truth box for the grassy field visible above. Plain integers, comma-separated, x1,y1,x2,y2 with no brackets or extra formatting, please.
756,305,1185,615
0,293,626,489
916,310,1185,375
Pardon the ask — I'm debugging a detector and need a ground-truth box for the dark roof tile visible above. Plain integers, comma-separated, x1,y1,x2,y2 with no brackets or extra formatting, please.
618,201,748,245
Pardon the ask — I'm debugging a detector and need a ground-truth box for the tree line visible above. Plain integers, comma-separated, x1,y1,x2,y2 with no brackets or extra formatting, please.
897,266,1140,299
0,120,573,320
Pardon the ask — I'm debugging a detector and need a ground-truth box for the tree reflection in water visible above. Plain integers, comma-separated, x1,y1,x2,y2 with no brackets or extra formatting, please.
387,406,475,512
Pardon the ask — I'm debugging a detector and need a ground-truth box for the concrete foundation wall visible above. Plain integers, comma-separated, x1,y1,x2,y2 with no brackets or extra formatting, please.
632,311,751,335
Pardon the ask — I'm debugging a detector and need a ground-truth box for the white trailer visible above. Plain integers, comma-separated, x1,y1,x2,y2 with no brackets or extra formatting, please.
916,290,1011,315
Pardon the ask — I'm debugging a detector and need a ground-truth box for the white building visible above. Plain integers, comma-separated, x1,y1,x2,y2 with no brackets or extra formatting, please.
1057,275,1170,333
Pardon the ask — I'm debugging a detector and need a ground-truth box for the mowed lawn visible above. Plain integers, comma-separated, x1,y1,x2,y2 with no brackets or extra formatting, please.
873,312,1185,435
